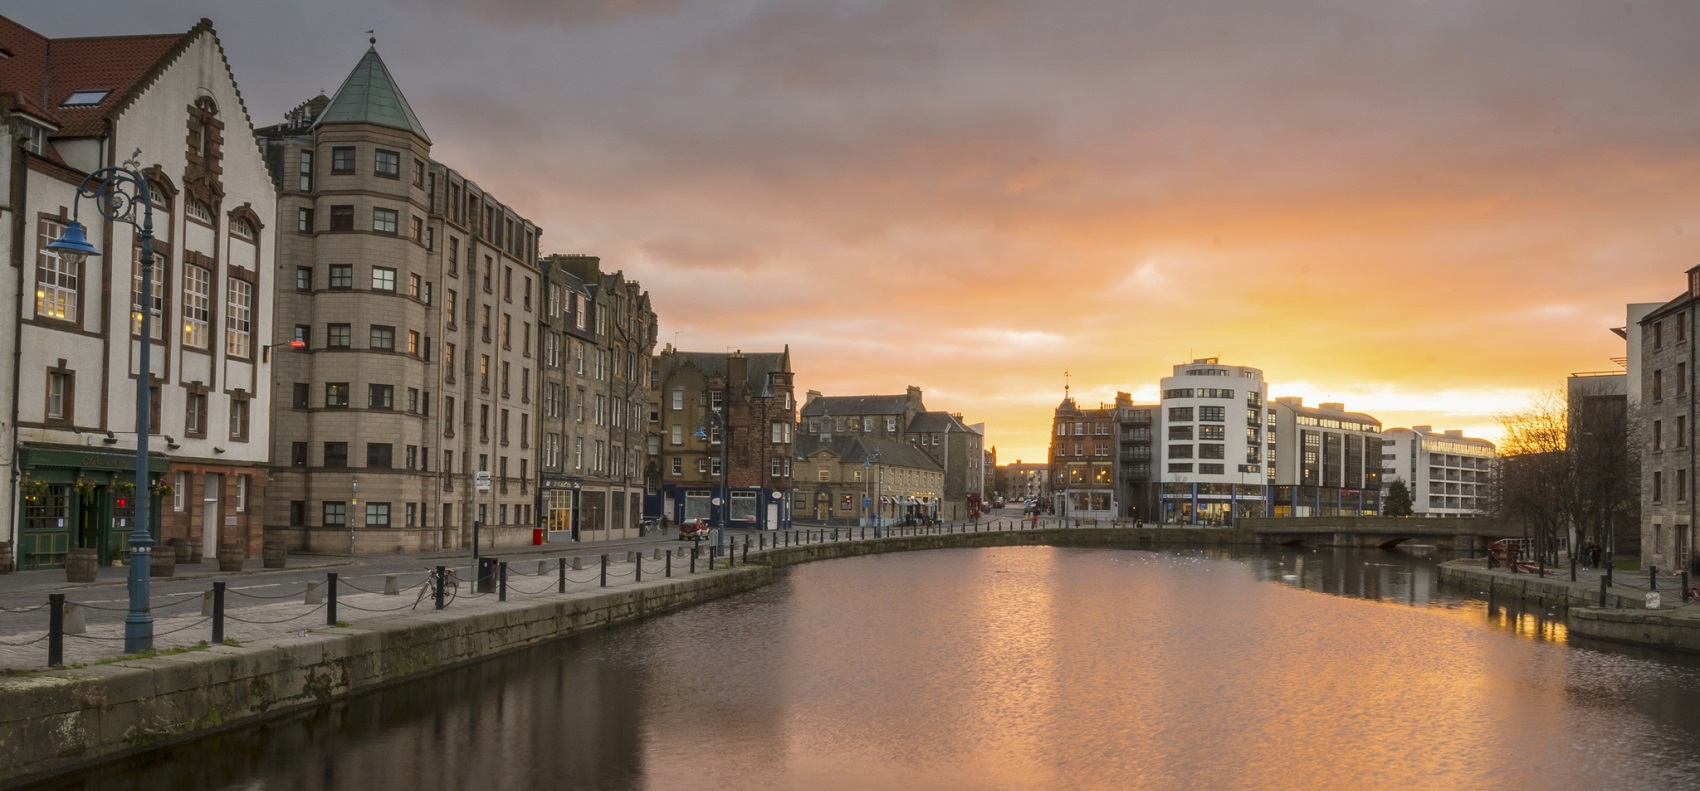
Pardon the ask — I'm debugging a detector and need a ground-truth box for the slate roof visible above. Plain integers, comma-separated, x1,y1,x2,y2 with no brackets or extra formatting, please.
795,435,940,470
658,349,790,392
315,46,430,143
0,15,201,137
801,394,911,417
907,411,975,434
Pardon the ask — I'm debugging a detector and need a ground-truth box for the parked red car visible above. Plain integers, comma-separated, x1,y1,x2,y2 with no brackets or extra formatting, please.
679,519,711,542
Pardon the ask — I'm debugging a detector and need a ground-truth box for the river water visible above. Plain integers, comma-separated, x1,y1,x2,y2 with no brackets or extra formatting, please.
26,546,1700,791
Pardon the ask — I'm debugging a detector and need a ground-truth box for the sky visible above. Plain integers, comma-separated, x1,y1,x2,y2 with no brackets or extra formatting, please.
14,0,1699,462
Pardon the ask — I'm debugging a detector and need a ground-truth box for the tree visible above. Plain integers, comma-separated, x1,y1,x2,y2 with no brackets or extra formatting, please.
1383,480,1414,516
1494,391,1573,566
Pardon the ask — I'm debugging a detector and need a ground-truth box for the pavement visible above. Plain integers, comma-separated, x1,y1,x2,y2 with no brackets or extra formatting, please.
0,513,1045,671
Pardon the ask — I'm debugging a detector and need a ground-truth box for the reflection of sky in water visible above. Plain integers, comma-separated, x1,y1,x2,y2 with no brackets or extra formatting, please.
38,546,1700,791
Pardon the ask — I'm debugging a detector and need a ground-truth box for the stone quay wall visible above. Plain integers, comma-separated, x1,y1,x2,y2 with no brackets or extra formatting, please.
1439,559,1700,654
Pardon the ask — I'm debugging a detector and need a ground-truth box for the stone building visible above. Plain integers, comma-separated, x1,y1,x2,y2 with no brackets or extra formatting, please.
651,347,795,530
799,386,985,521
259,44,542,552
795,433,942,525
1637,268,1700,573
995,462,1048,505
1048,388,1119,519
0,17,276,569
537,255,655,543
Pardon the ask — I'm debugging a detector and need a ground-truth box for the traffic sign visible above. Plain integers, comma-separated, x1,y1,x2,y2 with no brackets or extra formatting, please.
474,471,492,492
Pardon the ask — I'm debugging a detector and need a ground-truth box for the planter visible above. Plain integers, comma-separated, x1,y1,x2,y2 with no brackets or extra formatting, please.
262,538,288,569
0,541,12,574
217,545,246,573
66,547,99,583
150,551,176,578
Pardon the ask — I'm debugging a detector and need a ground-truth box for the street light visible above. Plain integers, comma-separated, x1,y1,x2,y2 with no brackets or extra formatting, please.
694,408,727,555
46,155,156,654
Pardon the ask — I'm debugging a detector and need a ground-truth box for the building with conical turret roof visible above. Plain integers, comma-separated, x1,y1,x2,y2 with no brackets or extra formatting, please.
259,42,542,551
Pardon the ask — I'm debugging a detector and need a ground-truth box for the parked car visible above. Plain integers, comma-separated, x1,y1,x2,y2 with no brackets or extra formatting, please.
679,519,711,542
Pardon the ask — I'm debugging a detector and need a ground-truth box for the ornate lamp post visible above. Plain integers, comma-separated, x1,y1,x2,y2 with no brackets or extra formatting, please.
46,156,156,653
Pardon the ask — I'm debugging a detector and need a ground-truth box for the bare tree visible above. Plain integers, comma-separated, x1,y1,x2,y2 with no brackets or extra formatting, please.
1494,391,1573,565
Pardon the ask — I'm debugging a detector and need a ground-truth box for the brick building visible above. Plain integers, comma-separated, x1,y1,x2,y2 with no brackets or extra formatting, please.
651,348,795,530
799,386,986,520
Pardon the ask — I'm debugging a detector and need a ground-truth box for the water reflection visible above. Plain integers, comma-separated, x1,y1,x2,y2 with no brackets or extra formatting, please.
25,546,1700,791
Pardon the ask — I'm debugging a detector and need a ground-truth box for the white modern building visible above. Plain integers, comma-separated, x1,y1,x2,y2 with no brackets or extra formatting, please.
2,17,277,569
1157,358,1269,524
1379,426,1494,516
1269,398,1383,517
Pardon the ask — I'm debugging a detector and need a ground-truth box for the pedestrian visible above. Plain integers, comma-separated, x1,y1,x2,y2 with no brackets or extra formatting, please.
1590,542,1602,571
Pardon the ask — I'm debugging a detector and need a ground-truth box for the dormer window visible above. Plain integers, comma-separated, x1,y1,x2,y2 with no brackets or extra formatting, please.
20,121,46,155
60,89,110,108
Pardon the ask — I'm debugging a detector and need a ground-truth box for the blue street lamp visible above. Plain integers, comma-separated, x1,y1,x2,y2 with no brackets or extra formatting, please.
694,408,727,555
46,157,157,654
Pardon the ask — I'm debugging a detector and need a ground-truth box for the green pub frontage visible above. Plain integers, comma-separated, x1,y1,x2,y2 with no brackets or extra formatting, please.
14,444,171,570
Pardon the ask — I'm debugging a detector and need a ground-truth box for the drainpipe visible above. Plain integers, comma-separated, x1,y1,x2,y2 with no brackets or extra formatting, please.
7,126,29,553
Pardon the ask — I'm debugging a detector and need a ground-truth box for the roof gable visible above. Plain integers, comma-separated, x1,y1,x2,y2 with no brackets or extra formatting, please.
315,46,430,143
0,14,196,137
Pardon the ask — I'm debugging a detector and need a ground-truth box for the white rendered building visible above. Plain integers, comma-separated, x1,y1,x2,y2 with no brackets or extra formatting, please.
1157,359,1269,524
1379,426,1494,516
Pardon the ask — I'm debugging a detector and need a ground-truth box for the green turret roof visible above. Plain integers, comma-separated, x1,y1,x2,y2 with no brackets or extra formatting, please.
314,46,429,143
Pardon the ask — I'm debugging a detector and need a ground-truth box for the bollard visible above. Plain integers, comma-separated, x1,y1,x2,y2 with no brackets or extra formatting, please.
636,554,643,583
743,538,750,564
499,562,508,602
63,603,85,635
385,574,400,595
691,551,697,574
436,565,448,610
48,593,64,668
202,589,214,616
212,582,226,643
306,580,322,605
710,549,716,571
653,548,663,562
1685,571,1692,603
538,560,548,576
600,555,608,587
573,556,584,571
1651,565,1658,592
327,572,339,626
760,535,766,551
667,549,673,578
627,550,636,564
558,559,567,594
693,544,700,560
1600,574,1609,608
1570,555,1576,583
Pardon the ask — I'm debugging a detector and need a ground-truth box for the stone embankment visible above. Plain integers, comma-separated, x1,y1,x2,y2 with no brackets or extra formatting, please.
1439,558,1700,654
0,523,1250,786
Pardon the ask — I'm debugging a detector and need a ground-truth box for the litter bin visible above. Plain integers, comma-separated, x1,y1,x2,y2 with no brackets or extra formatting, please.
532,528,544,546
477,556,499,593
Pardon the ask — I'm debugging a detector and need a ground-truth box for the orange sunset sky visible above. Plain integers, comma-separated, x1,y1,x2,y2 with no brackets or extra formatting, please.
18,1,1699,462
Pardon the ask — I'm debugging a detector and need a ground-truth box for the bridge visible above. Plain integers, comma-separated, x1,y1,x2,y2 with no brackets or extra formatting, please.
1240,516,1520,551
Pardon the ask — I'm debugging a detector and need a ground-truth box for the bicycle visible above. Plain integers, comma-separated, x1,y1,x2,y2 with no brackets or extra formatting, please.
412,567,461,610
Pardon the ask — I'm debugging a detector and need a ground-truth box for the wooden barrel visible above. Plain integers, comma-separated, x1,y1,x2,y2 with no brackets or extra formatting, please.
65,547,99,583
150,551,176,578
262,538,287,569
171,538,191,564
217,545,246,572
186,542,203,565
0,541,12,573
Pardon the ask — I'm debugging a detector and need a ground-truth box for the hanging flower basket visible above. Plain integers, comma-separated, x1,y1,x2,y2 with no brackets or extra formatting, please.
152,483,175,499
24,479,47,502
117,480,136,495
74,477,97,498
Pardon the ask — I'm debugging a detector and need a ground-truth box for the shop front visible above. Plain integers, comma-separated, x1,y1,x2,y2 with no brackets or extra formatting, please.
538,475,581,542
14,444,170,570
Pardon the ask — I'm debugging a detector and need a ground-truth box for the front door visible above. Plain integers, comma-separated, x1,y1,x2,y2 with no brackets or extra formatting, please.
201,473,222,557
766,502,779,531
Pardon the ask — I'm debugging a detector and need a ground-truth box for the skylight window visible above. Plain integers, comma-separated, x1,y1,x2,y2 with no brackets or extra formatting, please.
60,89,110,108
